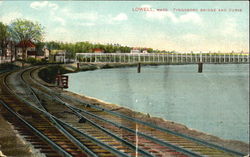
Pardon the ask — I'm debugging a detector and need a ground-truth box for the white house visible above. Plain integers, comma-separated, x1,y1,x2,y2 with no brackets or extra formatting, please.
142,49,148,53
130,48,141,53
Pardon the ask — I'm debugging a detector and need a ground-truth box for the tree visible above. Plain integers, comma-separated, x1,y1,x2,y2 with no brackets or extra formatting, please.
9,19,44,61
0,22,10,57
147,48,153,53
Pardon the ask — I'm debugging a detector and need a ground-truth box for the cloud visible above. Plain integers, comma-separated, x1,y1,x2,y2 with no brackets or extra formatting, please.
46,27,74,42
142,4,168,20
30,1,58,10
142,4,177,21
61,8,98,21
53,16,66,26
141,4,151,8
50,8,99,26
48,3,58,10
179,12,202,24
49,10,66,25
45,6,127,27
113,13,128,21
30,1,48,9
0,12,23,24
221,18,240,37
145,11,202,25
79,22,95,26
104,13,128,24
145,11,179,23
146,11,167,20
181,33,203,43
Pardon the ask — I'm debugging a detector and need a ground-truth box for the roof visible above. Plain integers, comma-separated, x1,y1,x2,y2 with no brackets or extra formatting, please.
16,40,35,48
92,48,104,52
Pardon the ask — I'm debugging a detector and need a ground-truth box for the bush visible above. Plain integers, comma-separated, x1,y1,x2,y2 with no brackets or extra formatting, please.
26,57,37,65
26,57,48,65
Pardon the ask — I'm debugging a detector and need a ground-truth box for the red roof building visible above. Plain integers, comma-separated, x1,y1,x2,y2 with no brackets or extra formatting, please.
16,40,36,48
92,48,104,53
16,40,36,59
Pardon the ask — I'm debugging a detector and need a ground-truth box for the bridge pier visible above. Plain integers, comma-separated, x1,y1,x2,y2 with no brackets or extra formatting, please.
137,63,141,73
77,63,80,70
198,62,203,73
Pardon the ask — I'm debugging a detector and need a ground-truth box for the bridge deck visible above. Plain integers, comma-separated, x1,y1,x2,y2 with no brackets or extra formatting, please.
76,53,249,63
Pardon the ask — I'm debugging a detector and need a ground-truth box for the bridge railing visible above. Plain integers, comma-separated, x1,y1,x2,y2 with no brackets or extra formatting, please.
75,53,249,64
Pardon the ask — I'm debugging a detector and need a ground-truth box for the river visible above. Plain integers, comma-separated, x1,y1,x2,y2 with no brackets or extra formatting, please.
66,64,249,143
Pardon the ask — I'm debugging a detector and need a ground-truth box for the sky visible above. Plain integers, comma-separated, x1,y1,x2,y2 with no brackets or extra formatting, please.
0,1,249,52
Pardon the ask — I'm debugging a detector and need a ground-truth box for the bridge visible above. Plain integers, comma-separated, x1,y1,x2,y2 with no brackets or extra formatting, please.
76,53,249,64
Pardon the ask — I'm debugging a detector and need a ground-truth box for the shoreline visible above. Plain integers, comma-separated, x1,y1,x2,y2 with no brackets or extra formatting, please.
38,63,249,154
61,89,249,154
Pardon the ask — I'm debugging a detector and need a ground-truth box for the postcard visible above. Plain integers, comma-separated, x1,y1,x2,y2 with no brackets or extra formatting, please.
0,1,249,156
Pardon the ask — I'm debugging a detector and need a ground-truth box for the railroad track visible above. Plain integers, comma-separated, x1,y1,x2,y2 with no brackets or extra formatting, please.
27,66,247,156
0,66,247,157
0,70,90,157
1,68,142,157
24,67,191,156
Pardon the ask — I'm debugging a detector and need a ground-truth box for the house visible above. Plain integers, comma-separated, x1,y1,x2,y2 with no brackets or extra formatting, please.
49,50,66,63
130,47,141,53
92,48,104,53
0,44,12,57
16,40,36,59
40,46,50,60
15,40,51,60
142,49,148,54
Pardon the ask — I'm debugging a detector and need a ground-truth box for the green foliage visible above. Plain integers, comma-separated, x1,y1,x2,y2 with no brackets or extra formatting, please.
8,19,45,61
0,22,9,42
8,19,44,43
26,57,37,64
0,22,10,55
43,41,135,58
26,57,48,65
147,48,153,53
38,65,72,83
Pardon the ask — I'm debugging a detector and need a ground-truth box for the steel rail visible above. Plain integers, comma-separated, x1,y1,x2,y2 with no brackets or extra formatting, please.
88,104,247,156
29,83,201,157
48,116,99,157
2,70,93,156
27,67,157,156
32,87,154,157
63,94,246,157
69,104,202,157
4,70,131,157
27,67,199,156
40,88,155,157
19,67,46,110
0,99,73,157
21,72,98,157
56,85,246,156
30,66,247,156
13,95,130,157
